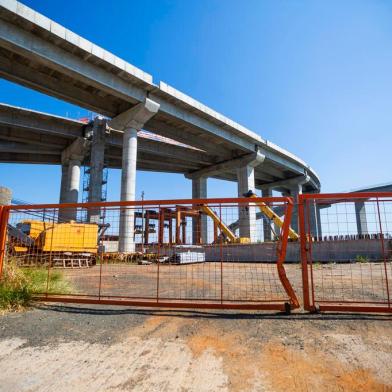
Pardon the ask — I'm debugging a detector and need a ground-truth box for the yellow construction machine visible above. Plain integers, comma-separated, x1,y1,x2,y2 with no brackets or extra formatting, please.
199,205,250,244
198,191,299,244
8,220,99,268
244,191,299,241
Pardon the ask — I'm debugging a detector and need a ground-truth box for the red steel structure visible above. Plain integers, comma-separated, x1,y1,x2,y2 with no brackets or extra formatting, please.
0,197,299,312
299,192,392,313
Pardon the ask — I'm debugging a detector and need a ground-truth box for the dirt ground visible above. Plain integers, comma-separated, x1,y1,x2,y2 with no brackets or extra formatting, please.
61,262,391,307
0,302,391,392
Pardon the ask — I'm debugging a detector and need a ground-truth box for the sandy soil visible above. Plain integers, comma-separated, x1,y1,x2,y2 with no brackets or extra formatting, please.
0,303,391,392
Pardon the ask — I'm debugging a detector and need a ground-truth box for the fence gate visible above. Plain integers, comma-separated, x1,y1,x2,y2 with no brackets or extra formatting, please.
0,197,299,311
299,192,392,313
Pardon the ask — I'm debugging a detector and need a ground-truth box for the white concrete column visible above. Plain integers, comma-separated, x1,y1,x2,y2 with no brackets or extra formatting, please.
308,199,322,239
108,98,160,253
59,137,90,221
355,201,368,236
288,183,302,233
262,188,273,241
316,204,322,238
118,127,138,253
192,177,207,244
62,158,81,221
67,159,81,204
59,163,69,204
237,165,257,241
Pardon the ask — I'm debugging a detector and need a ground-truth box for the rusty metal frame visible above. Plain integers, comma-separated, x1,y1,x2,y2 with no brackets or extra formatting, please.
299,192,392,313
0,206,9,279
0,196,297,311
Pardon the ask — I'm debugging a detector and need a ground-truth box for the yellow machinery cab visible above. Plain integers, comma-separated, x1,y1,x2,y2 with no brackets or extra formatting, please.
16,220,98,253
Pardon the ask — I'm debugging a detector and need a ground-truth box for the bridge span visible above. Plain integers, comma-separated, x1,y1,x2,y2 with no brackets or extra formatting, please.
0,0,321,251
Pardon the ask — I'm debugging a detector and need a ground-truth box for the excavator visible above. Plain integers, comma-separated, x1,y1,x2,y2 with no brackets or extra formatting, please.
198,191,299,243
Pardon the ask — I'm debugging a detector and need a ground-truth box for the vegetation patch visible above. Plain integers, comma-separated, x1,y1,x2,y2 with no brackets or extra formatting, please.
0,260,71,313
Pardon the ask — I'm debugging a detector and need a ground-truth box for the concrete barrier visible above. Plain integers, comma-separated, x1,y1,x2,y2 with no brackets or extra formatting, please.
204,239,391,263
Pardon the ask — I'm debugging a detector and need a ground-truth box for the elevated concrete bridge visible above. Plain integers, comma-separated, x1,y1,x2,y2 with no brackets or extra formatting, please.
0,103,212,173
0,0,321,250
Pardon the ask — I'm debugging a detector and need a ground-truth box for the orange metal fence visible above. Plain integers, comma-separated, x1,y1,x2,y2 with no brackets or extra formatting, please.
299,192,392,313
0,197,299,311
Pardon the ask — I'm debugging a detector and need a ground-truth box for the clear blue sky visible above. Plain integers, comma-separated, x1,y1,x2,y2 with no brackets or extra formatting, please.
1,0,391,203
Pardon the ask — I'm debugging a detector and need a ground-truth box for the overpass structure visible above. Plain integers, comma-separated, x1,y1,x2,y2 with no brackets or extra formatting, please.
352,183,392,236
0,0,321,251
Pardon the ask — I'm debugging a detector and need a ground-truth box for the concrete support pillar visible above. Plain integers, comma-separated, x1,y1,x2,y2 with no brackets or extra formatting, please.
63,158,81,221
59,137,89,222
88,118,107,223
192,177,207,244
118,127,137,253
59,163,69,204
109,98,160,254
308,200,322,239
288,183,302,234
262,188,273,241
58,163,69,222
237,165,257,241
67,159,81,204
355,201,368,236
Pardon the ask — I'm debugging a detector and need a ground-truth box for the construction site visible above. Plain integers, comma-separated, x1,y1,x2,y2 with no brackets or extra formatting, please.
0,1,391,391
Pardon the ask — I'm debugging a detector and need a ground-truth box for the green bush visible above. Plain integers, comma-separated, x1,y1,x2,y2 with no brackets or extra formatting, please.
0,261,71,312
355,255,369,263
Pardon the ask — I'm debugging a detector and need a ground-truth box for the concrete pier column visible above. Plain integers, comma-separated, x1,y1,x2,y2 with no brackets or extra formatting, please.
355,201,368,236
118,127,138,253
59,137,90,222
308,200,322,239
288,183,302,234
67,158,81,204
59,163,69,204
58,157,81,222
108,98,160,254
62,158,81,221
316,205,322,238
58,163,69,222
192,176,207,244
262,188,273,241
237,165,257,241
88,117,107,223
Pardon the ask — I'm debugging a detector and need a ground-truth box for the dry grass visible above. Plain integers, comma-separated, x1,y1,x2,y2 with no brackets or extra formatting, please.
0,261,71,312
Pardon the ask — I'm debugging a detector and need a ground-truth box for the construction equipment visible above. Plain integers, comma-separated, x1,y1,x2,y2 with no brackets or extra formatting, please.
8,220,99,268
199,205,250,244
244,191,299,241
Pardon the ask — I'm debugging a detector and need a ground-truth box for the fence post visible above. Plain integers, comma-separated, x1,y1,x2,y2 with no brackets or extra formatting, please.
0,206,10,279
298,195,312,311
276,198,299,309
375,197,391,308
